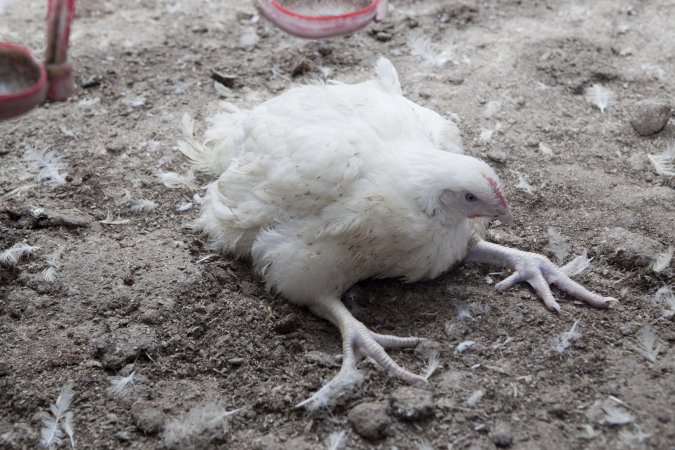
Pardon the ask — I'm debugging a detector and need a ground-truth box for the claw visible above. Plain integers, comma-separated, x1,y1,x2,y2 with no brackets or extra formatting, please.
299,296,425,410
467,240,618,311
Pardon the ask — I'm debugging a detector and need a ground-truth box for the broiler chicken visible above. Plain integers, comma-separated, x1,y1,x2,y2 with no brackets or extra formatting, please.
179,58,617,408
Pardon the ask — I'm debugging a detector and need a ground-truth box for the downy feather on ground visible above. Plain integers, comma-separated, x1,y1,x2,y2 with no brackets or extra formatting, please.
423,351,441,380
652,285,674,319
0,242,39,266
23,146,68,187
585,84,616,113
561,249,592,277
647,140,675,176
108,372,135,397
157,170,198,191
551,320,582,353
324,431,346,450
547,227,570,265
465,389,484,407
408,35,455,69
515,171,534,194
634,326,663,363
130,199,158,214
455,340,475,354
40,383,75,449
161,402,237,450
652,245,673,272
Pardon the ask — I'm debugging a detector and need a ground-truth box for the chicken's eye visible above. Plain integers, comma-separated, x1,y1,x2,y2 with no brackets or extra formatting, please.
465,193,478,202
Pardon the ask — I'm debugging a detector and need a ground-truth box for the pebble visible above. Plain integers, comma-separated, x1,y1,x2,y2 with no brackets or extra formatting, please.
630,99,672,136
348,401,391,440
491,422,514,447
389,387,435,421
131,400,165,434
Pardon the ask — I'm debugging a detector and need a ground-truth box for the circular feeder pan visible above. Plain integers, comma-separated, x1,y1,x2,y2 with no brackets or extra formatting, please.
0,42,48,121
257,0,384,39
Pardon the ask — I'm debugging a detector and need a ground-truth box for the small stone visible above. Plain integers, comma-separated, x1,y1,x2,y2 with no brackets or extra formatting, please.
491,422,514,448
389,387,434,421
141,308,163,325
304,351,335,367
487,149,507,163
115,431,131,442
131,400,165,434
348,401,391,440
630,99,672,136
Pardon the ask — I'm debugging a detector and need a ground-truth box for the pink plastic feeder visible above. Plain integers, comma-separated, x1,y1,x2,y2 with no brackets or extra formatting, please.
0,0,75,121
257,0,388,39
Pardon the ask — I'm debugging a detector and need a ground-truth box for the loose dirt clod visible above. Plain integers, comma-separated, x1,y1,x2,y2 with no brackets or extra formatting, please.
630,99,672,136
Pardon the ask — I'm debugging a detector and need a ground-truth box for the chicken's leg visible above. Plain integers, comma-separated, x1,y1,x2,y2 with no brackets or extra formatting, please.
466,240,617,312
296,295,426,409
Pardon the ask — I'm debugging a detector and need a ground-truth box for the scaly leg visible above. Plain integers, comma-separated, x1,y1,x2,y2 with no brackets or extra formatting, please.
296,295,426,410
466,240,618,312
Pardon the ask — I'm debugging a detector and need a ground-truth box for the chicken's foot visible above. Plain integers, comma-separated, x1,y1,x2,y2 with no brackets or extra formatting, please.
466,240,618,312
296,295,425,409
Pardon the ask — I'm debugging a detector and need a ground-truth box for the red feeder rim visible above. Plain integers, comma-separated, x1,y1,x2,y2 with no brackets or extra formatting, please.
257,0,387,39
0,42,48,121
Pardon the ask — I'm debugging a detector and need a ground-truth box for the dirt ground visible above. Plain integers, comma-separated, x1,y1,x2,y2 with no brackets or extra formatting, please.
1,0,674,449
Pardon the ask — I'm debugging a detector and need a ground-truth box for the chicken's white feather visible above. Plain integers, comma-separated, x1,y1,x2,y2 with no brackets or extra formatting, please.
585,84,616,113
0,242,39,266
647,140,675,177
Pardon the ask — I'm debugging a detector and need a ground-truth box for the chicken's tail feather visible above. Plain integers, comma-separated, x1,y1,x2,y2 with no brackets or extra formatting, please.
178,104,247,176
374,56,402,95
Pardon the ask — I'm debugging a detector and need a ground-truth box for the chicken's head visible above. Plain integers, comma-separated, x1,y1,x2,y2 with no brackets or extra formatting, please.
418,154,513,226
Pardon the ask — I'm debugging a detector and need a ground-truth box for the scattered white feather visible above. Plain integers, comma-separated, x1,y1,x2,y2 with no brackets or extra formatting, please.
585,84,616,113
456,306,473,321
580,424,601,439
652,246,673,272
162,402,238,450
40,245,64,283
40,383,75,448
192,193,204,205
552,320,582,353
122,95,145,108
618,427,650,446
324,431,346,450
157,170,198,191
547,227,570,265
601,404,634,426
108,372,135,397
484,101,502,119
652,285,675,319
99,212,130,225
538,142,554,156
647,141,675,177
455,340,475,354
416,442,434,450
62,412,75,450
0,242,39,266
295,370,363,411
23,147,67,187
465,389,484,407
197,254,218,263
130,199,158,214
479,128,494,143
408,35,455,69
177,202,193,212
423,351,441,380
634,326,663,363
41,266,58,283
561,249,593,277
515,171,534,194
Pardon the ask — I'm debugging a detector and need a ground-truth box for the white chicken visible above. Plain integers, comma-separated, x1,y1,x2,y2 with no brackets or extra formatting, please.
179,58,616,408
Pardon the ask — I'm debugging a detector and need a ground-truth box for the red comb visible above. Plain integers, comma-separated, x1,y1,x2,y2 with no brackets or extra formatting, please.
486,176,508,208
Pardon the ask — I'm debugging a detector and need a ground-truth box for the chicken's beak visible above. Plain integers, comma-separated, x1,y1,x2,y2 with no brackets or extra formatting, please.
497,207,513,225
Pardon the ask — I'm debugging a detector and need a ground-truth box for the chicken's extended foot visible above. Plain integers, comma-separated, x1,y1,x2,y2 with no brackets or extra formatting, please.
297,296,426,409
467,240,618,312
